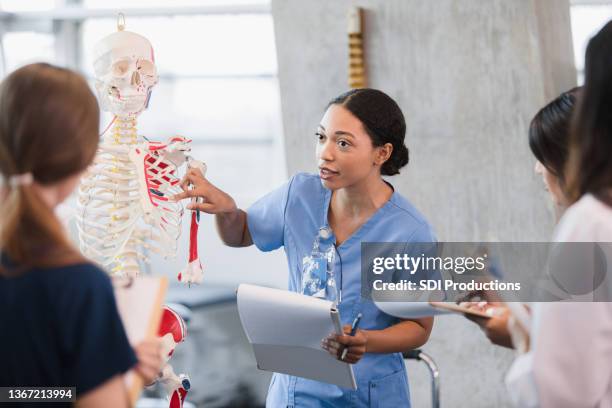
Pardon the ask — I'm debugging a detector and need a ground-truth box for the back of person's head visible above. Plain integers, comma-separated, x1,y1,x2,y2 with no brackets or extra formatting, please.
529,87,581,185
328,88,408,176
567,20,612,204
0,63,100,272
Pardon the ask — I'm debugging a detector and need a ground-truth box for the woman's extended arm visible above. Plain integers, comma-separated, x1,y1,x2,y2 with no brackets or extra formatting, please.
215,209,253,247
172,168,252,247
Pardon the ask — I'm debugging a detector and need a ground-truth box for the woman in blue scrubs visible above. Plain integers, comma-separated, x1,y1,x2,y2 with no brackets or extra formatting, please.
174,88,435,407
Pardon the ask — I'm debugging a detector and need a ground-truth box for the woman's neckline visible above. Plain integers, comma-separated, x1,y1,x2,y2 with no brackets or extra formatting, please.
322,180,397,249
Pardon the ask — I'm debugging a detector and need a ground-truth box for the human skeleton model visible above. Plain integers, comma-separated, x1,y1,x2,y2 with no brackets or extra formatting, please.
75,19,200,407
76,20,204,283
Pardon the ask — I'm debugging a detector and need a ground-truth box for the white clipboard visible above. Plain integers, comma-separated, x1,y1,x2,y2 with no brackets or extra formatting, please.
237,284,357,390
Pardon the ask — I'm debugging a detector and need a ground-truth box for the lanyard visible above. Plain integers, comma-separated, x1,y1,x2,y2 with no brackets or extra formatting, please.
317,226,343,305
333,242,343,305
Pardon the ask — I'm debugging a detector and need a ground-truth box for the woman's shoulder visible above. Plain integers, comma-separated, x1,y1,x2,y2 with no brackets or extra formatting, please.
38,262,113,294
568,193,612,216
284,172,326,200
42,261,108,278
387,191,431,225
386,192,436,241
289,172,324,190
555,194,612,241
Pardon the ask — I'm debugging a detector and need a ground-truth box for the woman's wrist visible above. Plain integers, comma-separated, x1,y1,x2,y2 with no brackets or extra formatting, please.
220,196,238,214
217,204,240,219
362,329,372,353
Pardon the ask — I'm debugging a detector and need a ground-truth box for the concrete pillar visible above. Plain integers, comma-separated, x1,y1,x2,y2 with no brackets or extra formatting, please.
271,0,575,406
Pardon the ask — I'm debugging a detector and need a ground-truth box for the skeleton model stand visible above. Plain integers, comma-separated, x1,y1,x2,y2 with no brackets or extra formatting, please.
76,15,202,407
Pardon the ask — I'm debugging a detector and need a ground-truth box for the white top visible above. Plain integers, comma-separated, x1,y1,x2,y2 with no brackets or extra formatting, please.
507,194,612,408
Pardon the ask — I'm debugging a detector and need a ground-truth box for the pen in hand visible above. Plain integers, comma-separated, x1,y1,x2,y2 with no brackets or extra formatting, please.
340,313,363,361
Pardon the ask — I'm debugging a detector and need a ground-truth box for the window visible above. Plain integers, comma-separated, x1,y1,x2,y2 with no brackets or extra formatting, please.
570,2,612,83
1,31,55,73
0,0,56,11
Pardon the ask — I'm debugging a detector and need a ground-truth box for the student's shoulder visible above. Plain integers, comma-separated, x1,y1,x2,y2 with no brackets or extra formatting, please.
387,192,436,241
555,194,612,241
566,194,612,220
43,262,112,292
35,262,115,316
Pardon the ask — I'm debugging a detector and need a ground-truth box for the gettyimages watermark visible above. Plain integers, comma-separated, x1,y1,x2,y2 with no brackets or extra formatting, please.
361,242,612,303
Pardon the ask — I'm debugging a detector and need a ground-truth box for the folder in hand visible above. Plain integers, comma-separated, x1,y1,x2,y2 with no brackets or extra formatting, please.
237,284,357,390
113,276,168,406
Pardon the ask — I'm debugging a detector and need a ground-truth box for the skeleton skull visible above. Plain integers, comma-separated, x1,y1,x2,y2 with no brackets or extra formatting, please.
93,29,158,116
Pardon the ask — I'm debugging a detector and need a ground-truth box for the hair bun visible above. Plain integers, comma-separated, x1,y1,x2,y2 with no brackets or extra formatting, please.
382,143,409,176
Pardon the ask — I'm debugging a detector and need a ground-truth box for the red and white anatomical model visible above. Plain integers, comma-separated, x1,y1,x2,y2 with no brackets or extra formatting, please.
157,305,190,408
178,159,206,286
76,18,203,285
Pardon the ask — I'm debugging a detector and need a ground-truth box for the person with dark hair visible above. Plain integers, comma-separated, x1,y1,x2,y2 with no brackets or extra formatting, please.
173,88,435,406
0,63,163,407
529,87,581,217
504,21,612,408
463,87,582,349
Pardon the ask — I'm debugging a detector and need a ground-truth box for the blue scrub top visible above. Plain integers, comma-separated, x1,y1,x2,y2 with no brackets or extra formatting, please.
247,173,436,408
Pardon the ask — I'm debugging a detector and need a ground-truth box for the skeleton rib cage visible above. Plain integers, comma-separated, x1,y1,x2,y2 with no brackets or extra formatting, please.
76,115,186,277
